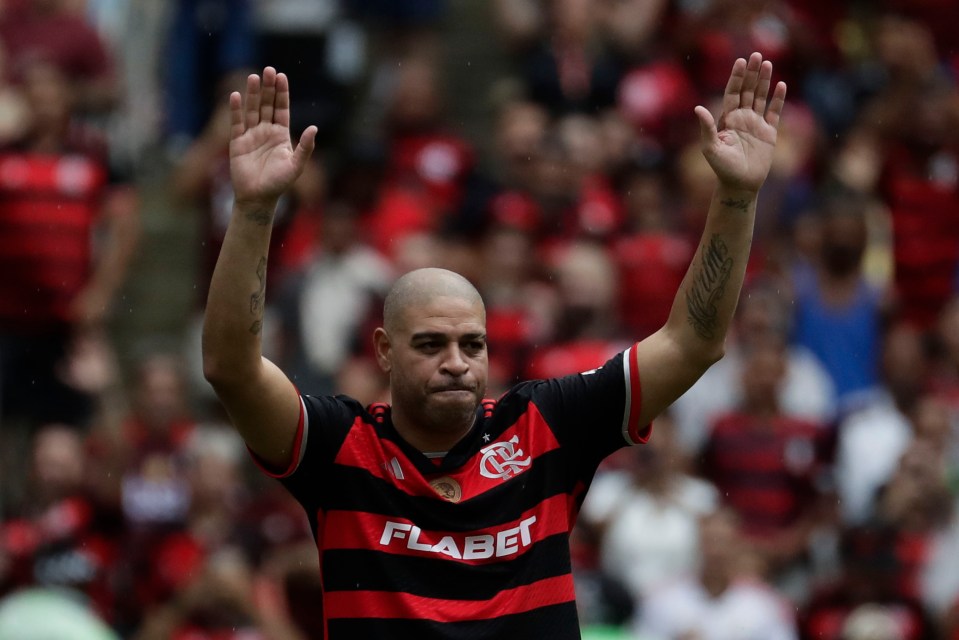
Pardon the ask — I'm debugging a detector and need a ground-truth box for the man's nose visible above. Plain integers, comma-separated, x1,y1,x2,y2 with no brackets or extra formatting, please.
441,345,469,375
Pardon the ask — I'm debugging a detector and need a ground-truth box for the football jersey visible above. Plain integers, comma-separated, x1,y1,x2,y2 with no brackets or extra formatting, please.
254,344,649,639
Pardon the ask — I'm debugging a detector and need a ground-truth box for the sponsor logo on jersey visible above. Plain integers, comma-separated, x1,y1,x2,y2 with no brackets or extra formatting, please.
379,516,537,559
479,435,531,480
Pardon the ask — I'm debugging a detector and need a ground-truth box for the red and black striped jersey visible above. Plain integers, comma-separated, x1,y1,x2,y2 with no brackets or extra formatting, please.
254,344,649,639
0,130,117,330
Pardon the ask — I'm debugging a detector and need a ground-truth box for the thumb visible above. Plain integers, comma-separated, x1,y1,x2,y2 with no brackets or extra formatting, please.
694,105,719,148
292,125,318,172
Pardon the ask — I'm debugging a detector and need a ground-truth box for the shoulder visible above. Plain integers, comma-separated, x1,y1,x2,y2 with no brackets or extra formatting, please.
301,393,373,430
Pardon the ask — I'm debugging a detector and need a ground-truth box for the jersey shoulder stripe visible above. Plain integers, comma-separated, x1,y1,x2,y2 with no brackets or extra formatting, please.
246,392,309,478
621,343,650,445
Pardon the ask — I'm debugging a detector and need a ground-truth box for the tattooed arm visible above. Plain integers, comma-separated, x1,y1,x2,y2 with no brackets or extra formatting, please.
202,67,317,469
634,53,787,426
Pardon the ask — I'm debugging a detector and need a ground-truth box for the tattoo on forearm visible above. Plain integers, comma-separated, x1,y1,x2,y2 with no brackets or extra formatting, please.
249,257,267,335
685,235,733,339
720,198,750,213
245,208,274,226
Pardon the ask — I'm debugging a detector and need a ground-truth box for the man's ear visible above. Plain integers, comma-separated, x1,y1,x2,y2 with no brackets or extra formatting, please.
373,327,392,373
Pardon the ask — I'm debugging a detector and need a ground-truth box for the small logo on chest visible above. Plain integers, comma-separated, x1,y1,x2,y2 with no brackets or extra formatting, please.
429,476,462,503
479,435,532,480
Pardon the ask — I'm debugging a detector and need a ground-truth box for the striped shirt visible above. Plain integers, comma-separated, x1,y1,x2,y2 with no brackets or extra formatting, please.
0,131,112,331
256,345,649,639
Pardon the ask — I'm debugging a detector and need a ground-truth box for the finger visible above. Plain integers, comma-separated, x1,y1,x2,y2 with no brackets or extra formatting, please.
753,60,773,113
229,91,244,139
739,52,762,110
764,81,788,129
292,125,318,173
244,73,261,130
694,105,719,148
274,72,291,128
722,58,747,118
260,67,277,124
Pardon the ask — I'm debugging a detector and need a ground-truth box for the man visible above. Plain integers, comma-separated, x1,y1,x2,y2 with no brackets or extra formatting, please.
634,509,799,640
0,59,139,427
203,53,786,637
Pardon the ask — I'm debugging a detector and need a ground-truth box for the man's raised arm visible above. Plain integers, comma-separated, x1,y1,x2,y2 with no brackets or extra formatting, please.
634,52,787,426
202,67,317,469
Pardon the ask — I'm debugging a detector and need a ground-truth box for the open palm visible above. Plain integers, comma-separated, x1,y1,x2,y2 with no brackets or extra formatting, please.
229,68,316,209
696,53,787,193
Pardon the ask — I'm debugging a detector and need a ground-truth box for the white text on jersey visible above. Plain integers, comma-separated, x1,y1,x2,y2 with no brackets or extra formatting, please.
379,516,537,560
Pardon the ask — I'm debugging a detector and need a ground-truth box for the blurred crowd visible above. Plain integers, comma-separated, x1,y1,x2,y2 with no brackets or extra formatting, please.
1,0,959,638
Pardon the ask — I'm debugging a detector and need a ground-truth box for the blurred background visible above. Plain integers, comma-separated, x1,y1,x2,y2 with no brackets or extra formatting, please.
1,0,959,638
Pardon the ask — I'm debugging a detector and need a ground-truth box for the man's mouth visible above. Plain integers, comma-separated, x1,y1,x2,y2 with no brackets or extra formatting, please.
431,385,474,394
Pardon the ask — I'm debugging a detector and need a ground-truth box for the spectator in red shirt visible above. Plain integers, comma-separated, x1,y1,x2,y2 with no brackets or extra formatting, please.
133,547,305,640
0,424,122,621
864,15,959,329
0,59,138,429
526,240,627,379
360,54,477,259
801,524,934,640
700,338,830,586
611,154,695,339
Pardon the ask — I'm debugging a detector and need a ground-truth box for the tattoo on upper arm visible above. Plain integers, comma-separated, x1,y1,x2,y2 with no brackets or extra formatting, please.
720,198,750,213
245,209,274,226
685,235,733,339
249,257,267,335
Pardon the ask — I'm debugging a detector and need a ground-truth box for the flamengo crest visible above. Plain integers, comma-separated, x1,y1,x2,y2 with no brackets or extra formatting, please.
479,435,531,479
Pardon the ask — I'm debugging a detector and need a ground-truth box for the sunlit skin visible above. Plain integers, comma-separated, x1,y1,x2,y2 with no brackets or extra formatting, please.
374,277,489,454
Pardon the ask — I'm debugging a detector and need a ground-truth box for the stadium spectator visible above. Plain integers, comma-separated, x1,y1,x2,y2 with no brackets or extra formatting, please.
525,240,627,379
0,0,120,113
133,547,305,640
801,525,933,640
475,220,552,389
673,282,835,455
790,191,888,413
163,0,258,152
610,153,695,340
362,54,477,258
0,425,122,621
276,202,394,396
864,14,959,329
699,338,831,590
834,322,929,526
0,59,138,428
580,414,719,602
494,0,622,116
634,508,799,640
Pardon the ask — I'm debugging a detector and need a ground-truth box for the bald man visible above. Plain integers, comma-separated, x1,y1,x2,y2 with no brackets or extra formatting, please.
203,55,786,638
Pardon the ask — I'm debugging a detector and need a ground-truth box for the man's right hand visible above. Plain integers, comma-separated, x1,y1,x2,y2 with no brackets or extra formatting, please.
229,67,317,211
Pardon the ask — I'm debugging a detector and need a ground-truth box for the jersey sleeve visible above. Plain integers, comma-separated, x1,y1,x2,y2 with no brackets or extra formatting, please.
520,343,651,468
248,394,359,511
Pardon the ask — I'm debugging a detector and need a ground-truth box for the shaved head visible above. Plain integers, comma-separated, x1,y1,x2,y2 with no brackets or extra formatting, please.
374,267,488,451
383,268,484,333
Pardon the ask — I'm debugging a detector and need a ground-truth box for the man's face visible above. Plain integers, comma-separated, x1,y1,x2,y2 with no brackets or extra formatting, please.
379,295,488,432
